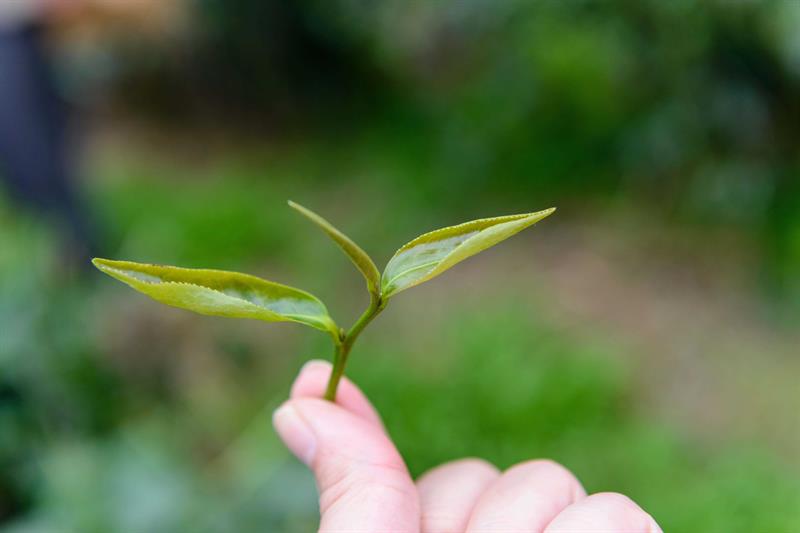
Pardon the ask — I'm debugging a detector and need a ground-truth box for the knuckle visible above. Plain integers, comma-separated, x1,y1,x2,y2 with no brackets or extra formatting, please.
509,458,577,482
582,492,660,529
318,469,355,514
586,491,639,510
504,459,585,499
416,457,499,489
319,463,413,515
449,457,500,476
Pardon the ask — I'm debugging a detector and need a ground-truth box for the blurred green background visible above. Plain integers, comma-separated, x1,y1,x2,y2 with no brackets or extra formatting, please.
1,1,799,531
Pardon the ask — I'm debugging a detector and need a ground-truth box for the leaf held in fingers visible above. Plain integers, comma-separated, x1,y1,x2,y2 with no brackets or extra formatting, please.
288,200,381,295
381,208,556,298
92,258,338,334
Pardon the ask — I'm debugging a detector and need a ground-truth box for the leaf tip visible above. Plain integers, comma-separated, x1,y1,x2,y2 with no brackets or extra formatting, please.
93,258,141,280
527,207,556,223
288,200,314,218
92,257,112,271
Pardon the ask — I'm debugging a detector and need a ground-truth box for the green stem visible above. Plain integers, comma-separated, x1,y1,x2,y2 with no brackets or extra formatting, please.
324,293,384,401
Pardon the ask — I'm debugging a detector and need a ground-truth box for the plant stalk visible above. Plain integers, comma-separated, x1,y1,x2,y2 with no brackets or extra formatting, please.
324,293,384,401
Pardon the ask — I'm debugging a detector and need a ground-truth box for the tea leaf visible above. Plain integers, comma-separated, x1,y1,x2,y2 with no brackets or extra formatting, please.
381,208,556,298
92,258,338,334
288,200,381,296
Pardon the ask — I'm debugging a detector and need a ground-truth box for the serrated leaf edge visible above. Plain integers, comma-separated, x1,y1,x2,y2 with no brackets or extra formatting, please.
391,212,540,255
382,208,556,297
94,260,338,333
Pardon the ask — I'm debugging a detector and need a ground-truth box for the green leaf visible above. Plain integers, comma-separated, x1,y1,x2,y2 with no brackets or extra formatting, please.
92,258,338,334
381,208,556,298
288,200,381,296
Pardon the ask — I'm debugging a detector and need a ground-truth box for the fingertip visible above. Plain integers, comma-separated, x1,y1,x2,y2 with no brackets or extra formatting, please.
302,358,331,373
290,359,385,430
290,359,331,397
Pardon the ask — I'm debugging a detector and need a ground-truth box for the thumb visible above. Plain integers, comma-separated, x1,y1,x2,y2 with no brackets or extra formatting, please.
273,372,419,532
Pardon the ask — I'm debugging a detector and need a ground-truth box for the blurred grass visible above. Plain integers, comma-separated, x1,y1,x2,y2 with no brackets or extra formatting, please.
1,148,798,532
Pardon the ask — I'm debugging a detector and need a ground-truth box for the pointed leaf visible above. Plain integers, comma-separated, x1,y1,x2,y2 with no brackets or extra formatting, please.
381,208,556,298
92,258,338,334
288,200,381,295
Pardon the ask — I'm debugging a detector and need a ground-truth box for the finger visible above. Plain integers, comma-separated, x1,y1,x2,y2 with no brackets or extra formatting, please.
417,458,500,533
545,492,662,532
273,397,419,532
466,459,586,532
290,359,384,430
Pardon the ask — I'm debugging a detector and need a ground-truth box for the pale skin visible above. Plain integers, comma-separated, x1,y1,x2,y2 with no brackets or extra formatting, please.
273,361,663,533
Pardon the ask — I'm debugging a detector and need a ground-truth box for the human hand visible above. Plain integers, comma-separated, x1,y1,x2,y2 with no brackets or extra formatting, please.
273,360,662,532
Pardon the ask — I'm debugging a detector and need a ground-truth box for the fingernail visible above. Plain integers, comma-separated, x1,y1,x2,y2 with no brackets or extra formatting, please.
273,404,316,466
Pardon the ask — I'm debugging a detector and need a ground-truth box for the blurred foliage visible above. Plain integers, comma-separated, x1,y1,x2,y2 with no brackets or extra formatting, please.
359,307,800,532
2,0,800,531
106,0,800,308
2,162,799,531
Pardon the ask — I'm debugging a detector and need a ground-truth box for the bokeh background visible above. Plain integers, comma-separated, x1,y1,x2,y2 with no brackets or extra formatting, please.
1,1,799,531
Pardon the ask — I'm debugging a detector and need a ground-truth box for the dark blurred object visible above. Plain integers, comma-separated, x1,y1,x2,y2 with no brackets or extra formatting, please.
0,20,98,268
99,0,386,131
